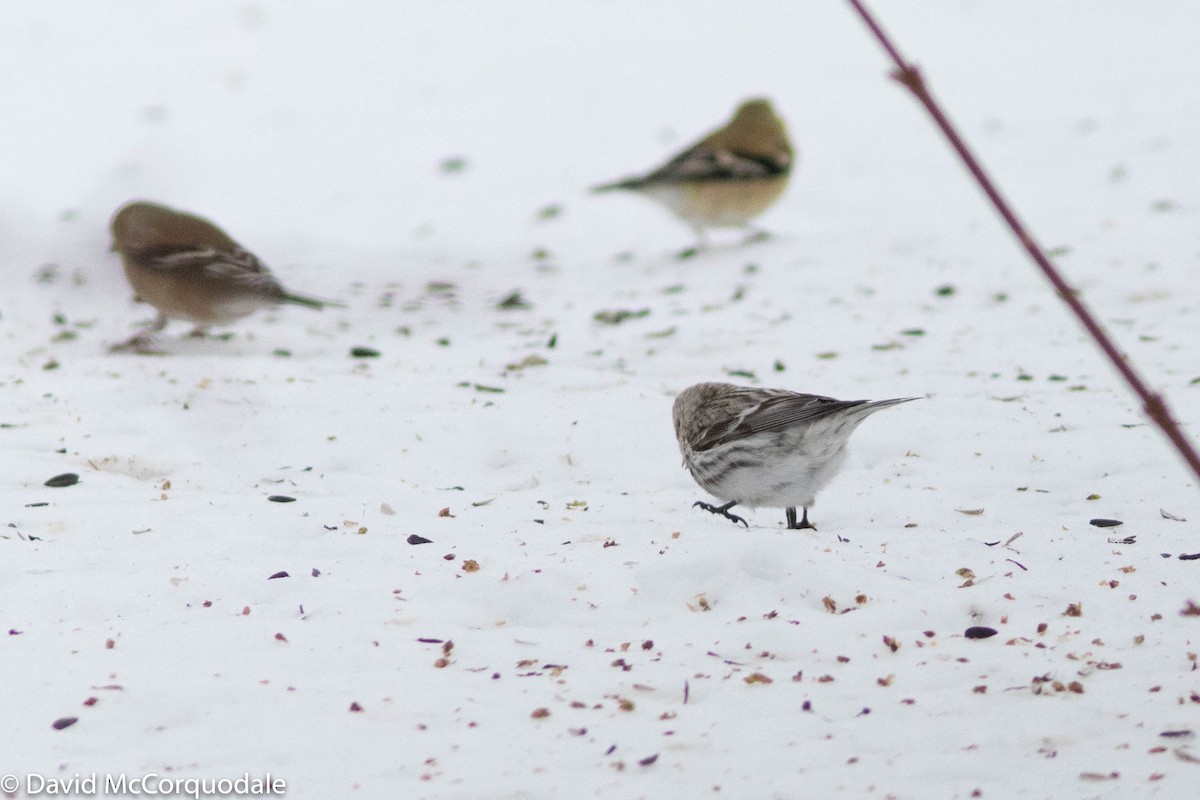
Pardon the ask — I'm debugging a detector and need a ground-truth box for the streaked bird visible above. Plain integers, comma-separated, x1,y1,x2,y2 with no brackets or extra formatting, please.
592,98,793,241
673,382,917,530
109,200,342,352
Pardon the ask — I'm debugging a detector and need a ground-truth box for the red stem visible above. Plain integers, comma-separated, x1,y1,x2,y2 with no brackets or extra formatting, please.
845,0,1200,486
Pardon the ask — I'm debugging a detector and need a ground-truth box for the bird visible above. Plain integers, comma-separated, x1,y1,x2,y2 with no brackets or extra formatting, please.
108,200,342,352
672,382,918,530
592,98,793,243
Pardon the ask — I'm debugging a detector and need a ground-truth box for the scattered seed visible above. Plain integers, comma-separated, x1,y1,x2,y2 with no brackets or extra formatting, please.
1090,518,1123,528
350,347,380,358
964,627,998,639
407,534,433,545
52,717,78,730
268,571,289,580
268,495,296,503
44,473,79,488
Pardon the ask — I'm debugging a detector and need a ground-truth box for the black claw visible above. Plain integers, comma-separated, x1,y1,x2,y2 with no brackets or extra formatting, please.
693,500,749,528
785,507,817,531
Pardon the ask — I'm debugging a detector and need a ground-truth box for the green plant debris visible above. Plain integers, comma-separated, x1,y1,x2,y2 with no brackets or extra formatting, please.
505,355,548,371
594,309,650,325
496,291,532,310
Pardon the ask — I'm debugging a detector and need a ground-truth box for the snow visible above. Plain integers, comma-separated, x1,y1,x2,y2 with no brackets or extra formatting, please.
3,2,1200,798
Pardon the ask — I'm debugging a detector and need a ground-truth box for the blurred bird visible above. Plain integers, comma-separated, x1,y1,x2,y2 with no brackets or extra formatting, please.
109,200,342,352
673,382,917,530
592,98,793,243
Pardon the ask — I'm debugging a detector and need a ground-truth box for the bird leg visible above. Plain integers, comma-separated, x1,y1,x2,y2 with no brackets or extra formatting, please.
694,500,748,528
110,313,169,354
786,507,817,531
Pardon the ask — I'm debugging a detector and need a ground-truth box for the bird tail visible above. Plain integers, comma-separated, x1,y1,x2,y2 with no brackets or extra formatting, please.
858,397,922,417
591,177,642,193
282,292,345,311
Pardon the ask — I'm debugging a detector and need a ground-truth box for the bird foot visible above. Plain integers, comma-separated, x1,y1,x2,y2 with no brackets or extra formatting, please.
694,501,748,528
110,332,167,355
742,229,771,244
785,507,817,531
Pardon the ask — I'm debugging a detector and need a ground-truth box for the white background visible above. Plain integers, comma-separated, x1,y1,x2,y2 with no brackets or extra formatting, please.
3,2,1199,798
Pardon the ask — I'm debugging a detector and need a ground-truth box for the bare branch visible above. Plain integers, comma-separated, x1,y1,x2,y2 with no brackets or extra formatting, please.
846,0,1200,486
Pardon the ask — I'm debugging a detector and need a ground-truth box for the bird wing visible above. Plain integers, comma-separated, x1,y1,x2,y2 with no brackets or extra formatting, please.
692,392,864,451
144,246,283,293
647,145,792,184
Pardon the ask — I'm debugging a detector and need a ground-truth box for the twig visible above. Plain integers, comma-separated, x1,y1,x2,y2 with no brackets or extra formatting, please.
845,0,1200,485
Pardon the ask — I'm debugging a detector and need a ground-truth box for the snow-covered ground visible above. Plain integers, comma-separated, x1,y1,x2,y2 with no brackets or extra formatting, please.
4,2,1200,798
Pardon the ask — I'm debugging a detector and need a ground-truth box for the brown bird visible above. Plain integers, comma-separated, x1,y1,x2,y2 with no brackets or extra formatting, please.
592,98,794,243
109,201,341,352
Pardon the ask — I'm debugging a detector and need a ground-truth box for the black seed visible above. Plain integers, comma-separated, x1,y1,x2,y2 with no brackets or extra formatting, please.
268,571,290,580
407,534,433,545
52,717,78,730
1089,518,1123,528
268,495,296,503
964,626,998,639
44,473,79,488
350,347,380,358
